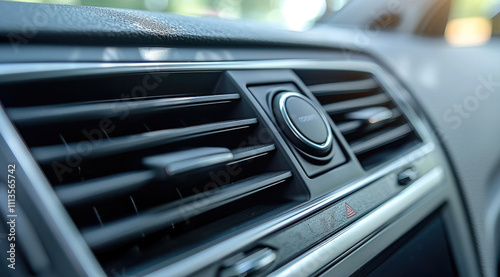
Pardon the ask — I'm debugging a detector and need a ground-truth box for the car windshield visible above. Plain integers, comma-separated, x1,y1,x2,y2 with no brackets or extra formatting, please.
4,0,352,31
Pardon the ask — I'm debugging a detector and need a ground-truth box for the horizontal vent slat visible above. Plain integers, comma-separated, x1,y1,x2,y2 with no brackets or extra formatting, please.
308,79,379,95
7,94,240,126
231,144,276,163
351,124,412,155
31,118,258,164
337,121,363,134
338,108,402,135
82,171,292,250
55,171,156,207
323,93,390,115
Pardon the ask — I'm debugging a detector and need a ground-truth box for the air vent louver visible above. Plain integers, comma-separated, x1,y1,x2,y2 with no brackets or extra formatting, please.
295,70,422,169
1,71,306,274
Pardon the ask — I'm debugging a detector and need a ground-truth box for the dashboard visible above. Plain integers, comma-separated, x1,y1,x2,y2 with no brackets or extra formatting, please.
0,1,499,277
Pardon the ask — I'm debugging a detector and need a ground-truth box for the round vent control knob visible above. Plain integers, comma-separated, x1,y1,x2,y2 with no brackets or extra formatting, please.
273,92,333,157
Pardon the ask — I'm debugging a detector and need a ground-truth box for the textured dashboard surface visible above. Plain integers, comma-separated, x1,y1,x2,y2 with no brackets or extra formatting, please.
0,1,331,48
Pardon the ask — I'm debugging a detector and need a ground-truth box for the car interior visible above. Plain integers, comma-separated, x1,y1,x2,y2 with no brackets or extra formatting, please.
0,0,499,276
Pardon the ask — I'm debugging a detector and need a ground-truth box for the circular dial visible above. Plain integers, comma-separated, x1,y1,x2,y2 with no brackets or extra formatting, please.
273,92,333,157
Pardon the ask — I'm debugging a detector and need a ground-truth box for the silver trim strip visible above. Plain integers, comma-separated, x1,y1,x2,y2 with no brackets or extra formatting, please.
0,60,375,81
270,166,445,277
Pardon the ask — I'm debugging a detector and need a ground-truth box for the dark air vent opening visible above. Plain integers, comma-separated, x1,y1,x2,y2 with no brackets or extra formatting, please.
0,71,225,107
0,71,307,275
99,180,296,273
295,69,422,170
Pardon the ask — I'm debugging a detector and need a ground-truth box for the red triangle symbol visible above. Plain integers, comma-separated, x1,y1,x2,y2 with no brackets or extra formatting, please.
345,202,357,218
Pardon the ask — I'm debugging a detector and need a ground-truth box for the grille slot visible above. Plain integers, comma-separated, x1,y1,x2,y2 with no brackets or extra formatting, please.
296,69,422,169
1,71,306,273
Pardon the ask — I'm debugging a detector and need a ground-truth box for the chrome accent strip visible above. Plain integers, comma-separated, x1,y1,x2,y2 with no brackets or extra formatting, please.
0,60,377,81
270,166,445,277
0,59,435,276
276,92,333,152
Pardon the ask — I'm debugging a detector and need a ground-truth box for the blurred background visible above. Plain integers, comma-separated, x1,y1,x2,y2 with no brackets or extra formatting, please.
6,0,500,43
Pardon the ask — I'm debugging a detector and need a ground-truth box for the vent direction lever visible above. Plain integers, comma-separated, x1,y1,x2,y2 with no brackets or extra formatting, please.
143,147,233,178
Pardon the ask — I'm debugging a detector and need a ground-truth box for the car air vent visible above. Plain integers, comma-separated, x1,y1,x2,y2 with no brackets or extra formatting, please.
0,71,306,274
295,69,422,170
